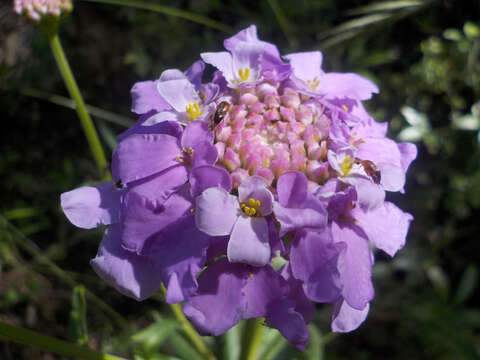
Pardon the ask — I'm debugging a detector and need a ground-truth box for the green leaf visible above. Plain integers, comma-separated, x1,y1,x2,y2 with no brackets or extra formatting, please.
454,265,478,304
79,0,232,33
443,28,464,41
425,264,450,300
221,322,243,360
167,332,204,360
304,325,323,360
257,327,287,360
69,285,88,346
131,315,178,354
464,22,480,39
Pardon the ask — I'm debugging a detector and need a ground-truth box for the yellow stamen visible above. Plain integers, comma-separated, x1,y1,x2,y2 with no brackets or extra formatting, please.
307,77,321,90
340,155,354,177
185,101,202,122
341,104,349,112
238,67,251,82
241,197,262,217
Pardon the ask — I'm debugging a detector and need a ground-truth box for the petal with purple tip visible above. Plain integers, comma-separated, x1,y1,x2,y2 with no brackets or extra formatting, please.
157,78,200,113
90,224,163,301
61,182,122,229
130,80,170,114
195,187,239,236
277,171,308,208
112,133,181,184
189,165,232,198
201,51,235,83
331,299,369,333
353,202,413,257
284,51,323,84
183,259,246,336
319,73,379,100
227,216,270,267
290,230,343,303
331,222,374,310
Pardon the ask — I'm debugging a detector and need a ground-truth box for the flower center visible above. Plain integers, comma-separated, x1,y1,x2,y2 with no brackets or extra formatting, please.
186,102,202,122
240,198,262,217
340,155,354,177
238,67,251,82
176,147,194,166
307,77,321,90
214,80,331,188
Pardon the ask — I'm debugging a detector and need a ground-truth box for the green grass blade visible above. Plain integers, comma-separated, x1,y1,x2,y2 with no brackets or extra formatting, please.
79,0,232,33
346,0,425,16
0,320,126,360
318,13,394,40
70,285,89,346
17,88,133,128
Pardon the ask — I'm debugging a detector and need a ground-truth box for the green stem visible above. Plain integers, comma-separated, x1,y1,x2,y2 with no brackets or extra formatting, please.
0,321,126,360
48,33,110,180
239,318,263,360
160,288,216,360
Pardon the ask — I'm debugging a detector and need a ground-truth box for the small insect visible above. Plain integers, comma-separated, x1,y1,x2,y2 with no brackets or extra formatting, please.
212,101,230,126
354,158,381,184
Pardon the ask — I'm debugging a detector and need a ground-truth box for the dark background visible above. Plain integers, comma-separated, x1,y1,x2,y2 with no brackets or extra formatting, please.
1,0,479,359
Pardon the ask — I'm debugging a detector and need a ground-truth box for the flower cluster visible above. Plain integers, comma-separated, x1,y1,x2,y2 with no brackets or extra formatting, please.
14,0,72,21
61,25,416,349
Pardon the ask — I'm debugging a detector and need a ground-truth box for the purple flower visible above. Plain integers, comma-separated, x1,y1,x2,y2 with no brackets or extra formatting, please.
61,24,417,349
195,176,273,267
183,258,310,350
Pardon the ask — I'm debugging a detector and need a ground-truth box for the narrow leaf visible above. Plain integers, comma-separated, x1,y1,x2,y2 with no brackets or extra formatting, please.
454,265,478,304
346,1,425,16
79,0,232,33
70,285,88,346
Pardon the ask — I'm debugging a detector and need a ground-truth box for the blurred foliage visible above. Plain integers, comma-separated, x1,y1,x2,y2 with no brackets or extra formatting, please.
1,0,480,359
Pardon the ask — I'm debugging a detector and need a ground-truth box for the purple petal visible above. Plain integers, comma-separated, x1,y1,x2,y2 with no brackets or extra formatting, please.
353,202,413,257
181,121,214,149
157,78,200,113
184,60,205,88
284,51,323,84
343,177,385,212
192,142,218,167
227,216,271,267
266,300,310,351
232,41,264,81
159,69,186,82
201,52,234,83
148,215,209,303
61,182,122,229
195,187,239,236
112,134,181,184
277,171,308,208
189,165,232,198
224,25,258,51
319,73,379,100
357,138,402,169
183,259,247,335
242,265,287,318
378,163,405,192
280,264,315,323
273,195,327,235
128,165,188,203
90,224,162,301
130,80,170,114
121,185,193,254
398,142,417,172
290,229,343,303
331,222,374,310
332,299,369,333
117,115,182,143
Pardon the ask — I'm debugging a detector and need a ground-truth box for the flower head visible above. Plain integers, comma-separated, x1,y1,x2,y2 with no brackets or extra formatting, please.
14,0,72,22
60,25,416,349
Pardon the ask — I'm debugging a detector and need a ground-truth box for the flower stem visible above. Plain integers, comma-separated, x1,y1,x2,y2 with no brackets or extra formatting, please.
48,33,110,180
239,318,264,360
0,321,126,360
160,287,216,360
